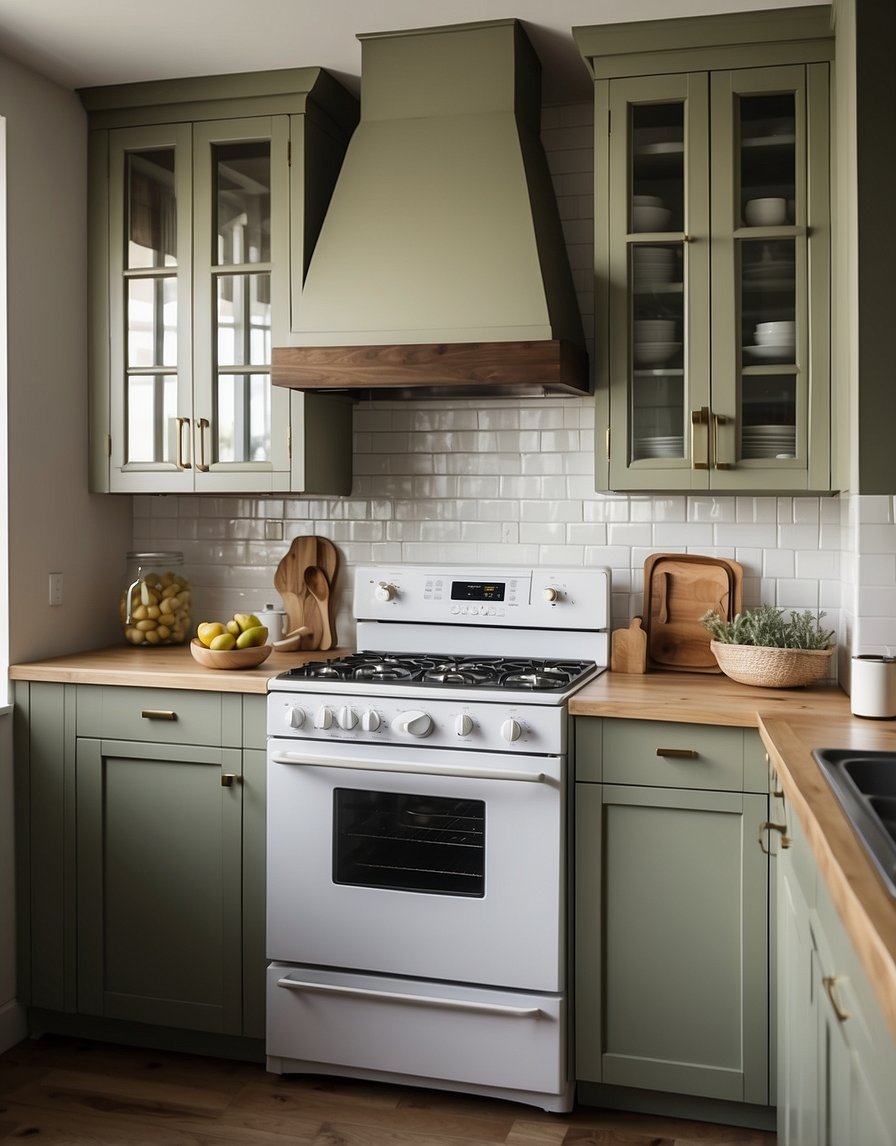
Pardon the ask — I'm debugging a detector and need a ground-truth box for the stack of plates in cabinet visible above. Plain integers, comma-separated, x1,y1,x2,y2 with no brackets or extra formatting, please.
632,245,677,285
635,435,684,459
742,425,796,458
633,318,681,368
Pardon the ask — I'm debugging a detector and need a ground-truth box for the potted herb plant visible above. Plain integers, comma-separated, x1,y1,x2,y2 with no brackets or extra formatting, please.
701,604,836,688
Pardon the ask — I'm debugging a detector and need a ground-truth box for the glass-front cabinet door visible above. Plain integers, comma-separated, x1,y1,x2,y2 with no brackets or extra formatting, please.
106,118,291,493
598,60,830,493
192,117,291,488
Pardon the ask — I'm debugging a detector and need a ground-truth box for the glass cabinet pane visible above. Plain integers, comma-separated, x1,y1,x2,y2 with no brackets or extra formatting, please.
216,273,271,366
630,243,686,461
127,277,177,367
630,102,684,233
215,372,271,464
738,93,796,228
126,374,177,464
126,149,176,269
213,141,271,265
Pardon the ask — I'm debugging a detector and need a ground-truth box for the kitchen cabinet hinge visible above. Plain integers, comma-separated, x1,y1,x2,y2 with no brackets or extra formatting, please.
287,139,292,167
107,433,112,459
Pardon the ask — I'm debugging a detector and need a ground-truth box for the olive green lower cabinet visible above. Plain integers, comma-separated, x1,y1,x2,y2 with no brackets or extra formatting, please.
574,718,773,1128
776,802,896,1146
14,682,267,1058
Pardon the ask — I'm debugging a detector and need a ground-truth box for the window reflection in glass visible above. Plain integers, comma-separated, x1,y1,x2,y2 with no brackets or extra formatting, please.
126,375,177,464
127,277,177,367
216,372,270,464
216,273,271,366
126,150,176,270
213,141,271,266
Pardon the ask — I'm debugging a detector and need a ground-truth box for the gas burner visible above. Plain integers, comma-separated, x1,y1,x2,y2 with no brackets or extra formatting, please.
278,652,597,694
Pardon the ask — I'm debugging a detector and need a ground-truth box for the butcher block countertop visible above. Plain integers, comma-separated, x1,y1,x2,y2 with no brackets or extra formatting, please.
8,643,350,694
10,649,896,1041
571,670,896,1042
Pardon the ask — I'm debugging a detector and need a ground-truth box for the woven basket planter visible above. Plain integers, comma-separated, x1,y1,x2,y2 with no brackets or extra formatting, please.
710,640,835,688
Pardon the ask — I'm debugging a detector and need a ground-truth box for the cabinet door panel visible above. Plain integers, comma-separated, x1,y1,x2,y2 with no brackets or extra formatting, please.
76,738,243,1034
596,784,768,1102
106,124,195,493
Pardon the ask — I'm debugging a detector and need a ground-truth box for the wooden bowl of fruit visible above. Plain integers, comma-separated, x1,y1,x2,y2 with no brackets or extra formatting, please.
190,615,272,670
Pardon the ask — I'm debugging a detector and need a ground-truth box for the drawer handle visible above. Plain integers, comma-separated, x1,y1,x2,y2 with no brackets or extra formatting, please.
276,976,543,1018
823,975,850,1023
141,709,177,721
220,773,241,787
758,821,791,854
655,748,698,759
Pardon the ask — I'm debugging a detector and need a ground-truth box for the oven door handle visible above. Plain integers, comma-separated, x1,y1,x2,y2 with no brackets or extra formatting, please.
269,751,547,783
276,975,544,1017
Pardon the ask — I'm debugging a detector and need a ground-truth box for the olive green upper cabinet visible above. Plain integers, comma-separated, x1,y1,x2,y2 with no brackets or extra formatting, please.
574,7,835,493
81,70,358,494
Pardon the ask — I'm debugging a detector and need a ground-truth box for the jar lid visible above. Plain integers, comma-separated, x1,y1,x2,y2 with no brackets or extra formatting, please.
126,550,183,564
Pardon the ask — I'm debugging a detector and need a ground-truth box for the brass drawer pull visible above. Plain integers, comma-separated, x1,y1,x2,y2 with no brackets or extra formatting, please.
141,709,177,721
759,820,791,854
221,773,242,787
656,748,698,759
823,975,850,1023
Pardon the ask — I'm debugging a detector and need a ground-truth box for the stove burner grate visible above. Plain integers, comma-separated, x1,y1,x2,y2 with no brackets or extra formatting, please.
279,652,596,693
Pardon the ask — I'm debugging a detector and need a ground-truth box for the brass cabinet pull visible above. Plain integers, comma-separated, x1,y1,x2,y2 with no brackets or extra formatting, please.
823,975,850,1023
175,417,192,470
220,773,242,787
711,412,733,470
196,417,210,472
656,747,698,759
141,709,177,721
759,820,791,854
691,406,710,469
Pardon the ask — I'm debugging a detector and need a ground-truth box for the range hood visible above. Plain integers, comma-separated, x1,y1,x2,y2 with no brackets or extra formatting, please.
273,19,589,399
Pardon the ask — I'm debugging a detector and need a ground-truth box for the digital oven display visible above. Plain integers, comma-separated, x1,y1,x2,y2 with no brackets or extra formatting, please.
450,581,506,602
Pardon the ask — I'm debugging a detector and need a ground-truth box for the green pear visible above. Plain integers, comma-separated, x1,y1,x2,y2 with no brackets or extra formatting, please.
236,625,268,649
233,612,261,633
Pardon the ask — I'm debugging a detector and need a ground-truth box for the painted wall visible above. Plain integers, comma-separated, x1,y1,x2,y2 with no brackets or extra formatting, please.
0,50,131,1052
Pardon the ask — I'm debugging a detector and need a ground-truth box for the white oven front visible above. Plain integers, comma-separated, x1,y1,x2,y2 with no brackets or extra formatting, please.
266,736,566,993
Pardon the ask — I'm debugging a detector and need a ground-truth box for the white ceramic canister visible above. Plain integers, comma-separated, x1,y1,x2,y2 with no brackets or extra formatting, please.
255,603,289,642
850,655,896,718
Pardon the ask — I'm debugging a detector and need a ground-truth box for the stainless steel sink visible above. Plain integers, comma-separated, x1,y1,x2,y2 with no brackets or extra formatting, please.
813,749,896,897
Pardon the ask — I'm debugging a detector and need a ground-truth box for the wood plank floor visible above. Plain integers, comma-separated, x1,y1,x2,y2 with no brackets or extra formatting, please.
0,1035,776,1145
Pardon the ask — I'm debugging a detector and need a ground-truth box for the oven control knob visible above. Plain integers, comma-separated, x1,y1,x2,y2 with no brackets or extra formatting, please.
375,581,396,602
543,586,561,603
392,710,434,738
455,714,474,736
501,718,523,743
361,709,381,732
337,706,358,730
314,706,334,730
285,705,306,729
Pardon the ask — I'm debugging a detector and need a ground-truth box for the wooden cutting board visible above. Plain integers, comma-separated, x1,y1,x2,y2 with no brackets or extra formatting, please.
273,536,339,650
610,617,648,674
643,554,743,673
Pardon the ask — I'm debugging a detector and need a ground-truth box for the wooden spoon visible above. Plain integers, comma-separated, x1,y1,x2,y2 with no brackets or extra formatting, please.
303,565,333,651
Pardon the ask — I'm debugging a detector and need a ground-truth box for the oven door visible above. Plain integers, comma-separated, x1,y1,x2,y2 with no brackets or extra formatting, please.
266,737,565,992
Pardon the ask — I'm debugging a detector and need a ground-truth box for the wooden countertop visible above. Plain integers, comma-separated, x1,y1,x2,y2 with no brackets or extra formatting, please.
8,644,350,694
571,670,896,1042
11,650,896,1041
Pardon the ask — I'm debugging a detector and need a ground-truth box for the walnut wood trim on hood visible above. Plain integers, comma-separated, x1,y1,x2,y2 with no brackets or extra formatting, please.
272,340,590,399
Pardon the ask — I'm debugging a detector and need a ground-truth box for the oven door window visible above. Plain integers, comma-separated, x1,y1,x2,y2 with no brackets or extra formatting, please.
333,789,485,897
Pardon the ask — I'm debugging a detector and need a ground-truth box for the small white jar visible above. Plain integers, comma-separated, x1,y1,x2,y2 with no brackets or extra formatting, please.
850,655,896,719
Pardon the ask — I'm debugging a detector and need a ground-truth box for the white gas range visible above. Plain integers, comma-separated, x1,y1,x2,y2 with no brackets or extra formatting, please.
265,563,610,1112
